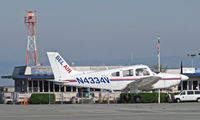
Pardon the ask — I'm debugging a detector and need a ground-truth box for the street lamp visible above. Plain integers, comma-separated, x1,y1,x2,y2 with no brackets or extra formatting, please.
187,53,197,68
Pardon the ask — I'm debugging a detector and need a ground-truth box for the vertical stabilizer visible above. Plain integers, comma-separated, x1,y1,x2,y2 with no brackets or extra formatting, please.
47,52,77,79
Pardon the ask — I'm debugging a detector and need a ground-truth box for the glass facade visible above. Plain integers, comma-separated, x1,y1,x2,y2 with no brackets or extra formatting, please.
178,80,200,91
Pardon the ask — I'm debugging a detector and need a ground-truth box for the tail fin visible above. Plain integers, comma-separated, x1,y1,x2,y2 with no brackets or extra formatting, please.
47,52,77,79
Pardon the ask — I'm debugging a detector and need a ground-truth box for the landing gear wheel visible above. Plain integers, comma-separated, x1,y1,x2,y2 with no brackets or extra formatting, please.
124,94,131,101
166,96,173,103
134,95,141,103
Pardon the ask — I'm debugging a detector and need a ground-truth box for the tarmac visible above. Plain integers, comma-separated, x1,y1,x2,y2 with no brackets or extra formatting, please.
0,103,200,120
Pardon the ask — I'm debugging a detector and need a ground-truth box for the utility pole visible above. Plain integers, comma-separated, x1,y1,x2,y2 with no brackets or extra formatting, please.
131,52,134,65
157,36,161,72
187,54,196,68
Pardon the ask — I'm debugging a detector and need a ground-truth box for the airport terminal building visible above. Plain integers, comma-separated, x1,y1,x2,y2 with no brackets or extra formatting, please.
2,65,200,103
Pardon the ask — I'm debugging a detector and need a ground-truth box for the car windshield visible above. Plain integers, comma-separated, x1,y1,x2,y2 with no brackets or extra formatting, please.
6,96,11,99
180,91,186,95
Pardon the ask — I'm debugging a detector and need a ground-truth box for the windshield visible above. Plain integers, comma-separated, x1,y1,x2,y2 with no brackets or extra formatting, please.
180,91,186,95
136,68,150,76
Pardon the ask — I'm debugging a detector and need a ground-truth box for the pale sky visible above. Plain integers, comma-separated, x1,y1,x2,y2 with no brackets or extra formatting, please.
1,0,200,70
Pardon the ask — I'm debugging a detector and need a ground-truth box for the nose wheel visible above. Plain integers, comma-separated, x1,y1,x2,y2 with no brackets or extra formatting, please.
134,95,142,103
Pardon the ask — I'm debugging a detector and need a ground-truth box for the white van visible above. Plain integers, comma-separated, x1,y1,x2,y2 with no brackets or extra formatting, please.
3,93,13,104
174,90,200,103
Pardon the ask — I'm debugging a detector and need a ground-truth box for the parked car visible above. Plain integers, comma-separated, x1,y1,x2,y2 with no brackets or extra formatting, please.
174,90,200,103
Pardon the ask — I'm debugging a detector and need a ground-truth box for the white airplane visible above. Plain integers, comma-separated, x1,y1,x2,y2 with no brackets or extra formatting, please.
47,52,188,93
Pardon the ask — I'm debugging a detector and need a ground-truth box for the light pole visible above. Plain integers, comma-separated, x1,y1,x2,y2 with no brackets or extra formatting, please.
157,35,161,104
157,36,161,72
187,54,196,68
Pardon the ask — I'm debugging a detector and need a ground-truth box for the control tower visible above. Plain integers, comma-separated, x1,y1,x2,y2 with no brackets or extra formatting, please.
24,11,39,66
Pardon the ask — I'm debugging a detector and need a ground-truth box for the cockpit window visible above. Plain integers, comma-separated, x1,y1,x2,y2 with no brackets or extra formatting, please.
136,68,150,76
111,71,120,77
123,69,133,77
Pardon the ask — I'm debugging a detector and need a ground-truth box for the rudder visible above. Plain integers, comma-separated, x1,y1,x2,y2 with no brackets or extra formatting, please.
47,52,77,79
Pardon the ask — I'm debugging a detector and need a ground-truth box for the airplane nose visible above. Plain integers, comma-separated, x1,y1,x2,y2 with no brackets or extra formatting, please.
180,75,189,81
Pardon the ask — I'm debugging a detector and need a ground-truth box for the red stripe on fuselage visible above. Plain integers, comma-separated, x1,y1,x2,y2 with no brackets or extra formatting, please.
62,78,181,82
63,80,76,82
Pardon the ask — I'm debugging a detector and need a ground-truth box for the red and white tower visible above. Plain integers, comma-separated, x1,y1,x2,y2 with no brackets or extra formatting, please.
24,11,39,66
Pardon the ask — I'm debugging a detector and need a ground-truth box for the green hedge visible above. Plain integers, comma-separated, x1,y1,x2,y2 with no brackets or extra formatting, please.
30,93,55,104
120,93,174,103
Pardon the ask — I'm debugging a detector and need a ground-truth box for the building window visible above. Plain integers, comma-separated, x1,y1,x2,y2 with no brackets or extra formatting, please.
66,86,71,92
73,87,76,92
183,81,187,90
55,84,59,92
193,81,198,90
178,82,182,91
39,81,42,92
61,86,64,92
44,81,48,92
199,83,200,90
50,82,54,92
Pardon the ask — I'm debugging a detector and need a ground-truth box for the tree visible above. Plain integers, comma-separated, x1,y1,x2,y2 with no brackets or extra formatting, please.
151,64,168,73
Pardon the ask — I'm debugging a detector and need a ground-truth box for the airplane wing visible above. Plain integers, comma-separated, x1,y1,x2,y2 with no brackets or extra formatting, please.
122,76,161,92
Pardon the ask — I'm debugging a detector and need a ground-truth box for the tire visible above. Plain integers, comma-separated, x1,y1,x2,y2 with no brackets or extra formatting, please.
134,95,142,103
166,97,172,103
165,94,173,103
71,97,76,104
176,98,181,103
197,98,200,103
124,94,131,101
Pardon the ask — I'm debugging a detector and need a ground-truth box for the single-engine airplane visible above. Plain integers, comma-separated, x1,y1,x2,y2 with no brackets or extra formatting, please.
47,52,188,93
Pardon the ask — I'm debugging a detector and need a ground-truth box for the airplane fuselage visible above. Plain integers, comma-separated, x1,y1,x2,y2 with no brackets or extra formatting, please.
57,66,183,90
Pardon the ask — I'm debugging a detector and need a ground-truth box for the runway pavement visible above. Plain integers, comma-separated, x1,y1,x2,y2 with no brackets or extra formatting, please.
0,103,199,120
